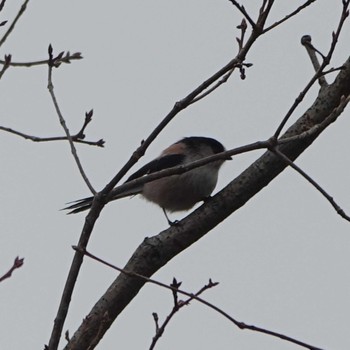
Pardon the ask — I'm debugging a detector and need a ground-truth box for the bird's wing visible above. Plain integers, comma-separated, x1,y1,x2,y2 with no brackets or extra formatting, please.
126,154,185,182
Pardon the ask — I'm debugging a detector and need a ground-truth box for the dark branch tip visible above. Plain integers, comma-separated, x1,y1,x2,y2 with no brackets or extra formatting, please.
301,35,312,45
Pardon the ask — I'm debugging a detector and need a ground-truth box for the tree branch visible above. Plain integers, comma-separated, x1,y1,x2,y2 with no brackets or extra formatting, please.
274,1,349,138
47,45,96,194
0,0,30,47
0,54,10,79
0,51,82,67
273,147,350,222
0,125,104,147
0,257,24,283
262,0,317,33
74,247,324,350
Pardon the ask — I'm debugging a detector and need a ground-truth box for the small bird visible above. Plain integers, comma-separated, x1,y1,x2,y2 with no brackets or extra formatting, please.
65,136,230,224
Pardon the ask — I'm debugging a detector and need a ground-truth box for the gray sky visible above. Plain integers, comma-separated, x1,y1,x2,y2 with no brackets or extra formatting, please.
1,1,350,349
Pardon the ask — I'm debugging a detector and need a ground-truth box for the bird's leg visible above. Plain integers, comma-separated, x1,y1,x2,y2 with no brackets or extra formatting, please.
162,208,179,226
202,195,212,203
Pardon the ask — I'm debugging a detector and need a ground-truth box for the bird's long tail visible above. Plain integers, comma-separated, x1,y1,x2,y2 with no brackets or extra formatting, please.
63,186,142,214
64,197,95,214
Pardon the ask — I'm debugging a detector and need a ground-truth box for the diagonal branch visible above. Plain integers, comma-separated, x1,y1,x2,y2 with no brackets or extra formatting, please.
0,0,30,47
301,35,328,87
262,0,317,33
47,45,96,194
228,1,256,29
76,247,324,350
273,148,350,222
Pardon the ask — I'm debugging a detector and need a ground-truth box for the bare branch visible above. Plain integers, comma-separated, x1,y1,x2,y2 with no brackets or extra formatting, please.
76,247,324,350
189,68,235,105
0,0,30,48
47,45,96,194
190,62,252,105
228,1,256,29
0,53,11,79
0,125,104,147
278,95,350,145
274,1,350,138
0,257,24,283
0,0,7,12
236,18,248,51
273,148,350,222
149,279,218,350
301,35,328,86
0,52,82,67
263,0,317,33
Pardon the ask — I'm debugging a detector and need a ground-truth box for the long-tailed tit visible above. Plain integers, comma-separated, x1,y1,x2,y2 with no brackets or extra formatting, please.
65,136,230,224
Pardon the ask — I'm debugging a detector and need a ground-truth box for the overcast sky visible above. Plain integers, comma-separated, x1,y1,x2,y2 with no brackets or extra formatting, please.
1,1,350,349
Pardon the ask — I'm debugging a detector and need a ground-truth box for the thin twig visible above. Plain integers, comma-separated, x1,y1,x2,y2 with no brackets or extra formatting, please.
189,68,235,105
321,66,345,76
0,52,82,67
0,0,7,12
0,257,24,283
263,0,317,33
228,1,256,29
76,247,324,350
256,0,274,31
47,45,96,194
324,0,350,67
149,279,218,350
278,95,350,145
0,125,104,147
273,148,350,222
275,96,350,221
0,0,30,47
236,18,248,51
301,35,327,86
0,54,11,79
190,62,252,105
